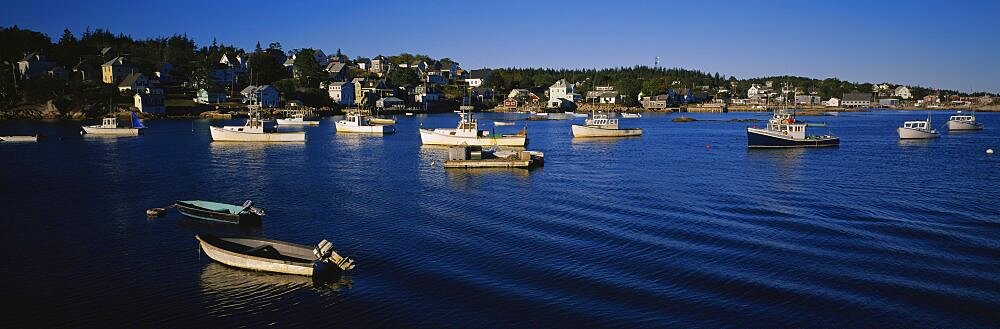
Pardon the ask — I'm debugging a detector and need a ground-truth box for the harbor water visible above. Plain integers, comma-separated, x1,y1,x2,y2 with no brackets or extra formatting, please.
1,111,998,327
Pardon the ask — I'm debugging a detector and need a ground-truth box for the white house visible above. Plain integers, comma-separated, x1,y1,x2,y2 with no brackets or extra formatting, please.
747,84,767,98
824,97,840,107
414,85,441,103
327,81,354,105
465,69,492,88
195,87,227,104
134,92,165,114
548,78,580,108
893,86,912,99
241,85,280,107
370,55,389,74
376,96,404,109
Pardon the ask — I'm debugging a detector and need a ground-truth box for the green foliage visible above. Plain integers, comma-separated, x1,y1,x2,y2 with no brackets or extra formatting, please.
388,68,420,87
292,49,323,88
247,51,287,85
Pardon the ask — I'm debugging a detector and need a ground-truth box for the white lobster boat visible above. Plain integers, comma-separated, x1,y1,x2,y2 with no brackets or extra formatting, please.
946,111,983,131
196,234,355,277
210,111,305,142
336,111,395,134
571,112,642,138
898,117,940,139
420,112,527,146
1,135,40,142
276,113,320,125
82,113,145,136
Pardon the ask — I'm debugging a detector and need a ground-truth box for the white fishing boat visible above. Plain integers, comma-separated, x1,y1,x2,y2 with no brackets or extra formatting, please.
210,110,305,142
420,112,527,146
620,113,642,118
368,116,396,125
82,112,145,136
494,121,515,126
897,116,940,139
565,111,588,118
946,111,983,131
336,111,395,134
276,113,320,126
571,111,642,138
0,135,40,142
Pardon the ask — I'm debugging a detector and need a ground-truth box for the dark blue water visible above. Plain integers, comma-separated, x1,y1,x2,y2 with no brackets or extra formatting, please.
2,111,998,327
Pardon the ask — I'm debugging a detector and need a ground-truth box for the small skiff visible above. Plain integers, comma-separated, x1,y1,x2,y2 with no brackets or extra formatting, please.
196,234,356,277
175,200,264,225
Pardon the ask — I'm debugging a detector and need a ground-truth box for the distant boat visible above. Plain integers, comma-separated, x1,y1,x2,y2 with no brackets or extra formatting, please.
822,111,840,116
1,135,40,142
747,110,839,147
494,121,515,126
175,200,264,225
620,113,641,118
898,116,940,139
210,110,305,142
405,112,414,116
947,111,983,131
196,234,355,277
572,111,642,138
336,111,395,134
276,113,320,126
368,117,396,125
565,111,588,118
82,112,145,136
420,111,527,146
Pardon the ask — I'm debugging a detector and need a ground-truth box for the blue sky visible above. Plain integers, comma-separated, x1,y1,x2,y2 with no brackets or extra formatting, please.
3,0,999,92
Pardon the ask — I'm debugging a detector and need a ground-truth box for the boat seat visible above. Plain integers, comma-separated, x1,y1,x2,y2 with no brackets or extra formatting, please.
246,244,280,257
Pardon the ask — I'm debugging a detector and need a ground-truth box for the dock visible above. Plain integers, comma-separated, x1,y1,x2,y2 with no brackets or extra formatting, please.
443,145,544,169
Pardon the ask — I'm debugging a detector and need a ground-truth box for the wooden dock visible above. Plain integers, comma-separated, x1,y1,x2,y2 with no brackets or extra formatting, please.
444,158,533,168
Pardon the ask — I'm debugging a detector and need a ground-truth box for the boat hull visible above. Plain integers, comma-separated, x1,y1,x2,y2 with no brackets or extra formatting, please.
368,118,396,125
1,135,39,142
947,120,983,131
897,127,940,139
336,121,395,134
419,128,527,146
175,200,261,225
210,126,305,142
572,125,642,138
82,126,141,136
746,128,840,148
276,119,320,125
196,235,318,276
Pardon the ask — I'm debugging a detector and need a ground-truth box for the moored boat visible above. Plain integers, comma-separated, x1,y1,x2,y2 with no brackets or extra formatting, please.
946,111,983,131
368,116,396,125
620,113,641,118
898,116,940,139
1,135,41,142
82,112,145,136
420,111,527,146
276,113,320,125
746,110,839,147
494,121,515,126
210,110,305,142
336,111,395,134
175,200,264,225
571,111,642,138
196,234,355,277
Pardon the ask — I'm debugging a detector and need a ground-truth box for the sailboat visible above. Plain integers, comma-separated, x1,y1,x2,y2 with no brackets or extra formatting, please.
82,100,145,136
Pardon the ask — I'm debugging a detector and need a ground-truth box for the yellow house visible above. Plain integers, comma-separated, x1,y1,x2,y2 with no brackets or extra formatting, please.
102,56,134,84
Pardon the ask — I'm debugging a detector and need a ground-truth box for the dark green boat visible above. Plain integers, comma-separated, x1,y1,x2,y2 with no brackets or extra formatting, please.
175,200,264,225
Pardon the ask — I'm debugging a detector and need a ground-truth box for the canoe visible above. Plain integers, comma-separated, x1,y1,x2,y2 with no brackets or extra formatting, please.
175,200,263,225
195,234,356,276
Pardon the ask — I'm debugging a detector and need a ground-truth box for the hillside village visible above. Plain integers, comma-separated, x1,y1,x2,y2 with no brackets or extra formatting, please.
1,26,997,119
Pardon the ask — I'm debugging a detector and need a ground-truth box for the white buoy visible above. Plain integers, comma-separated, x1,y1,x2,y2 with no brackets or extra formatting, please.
987,148,995,155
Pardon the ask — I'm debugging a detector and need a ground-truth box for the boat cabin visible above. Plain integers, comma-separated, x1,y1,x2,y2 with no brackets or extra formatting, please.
949,115,974,122
766,113,806,139
585,113,620,129
902,121,929,129
101,117,118,128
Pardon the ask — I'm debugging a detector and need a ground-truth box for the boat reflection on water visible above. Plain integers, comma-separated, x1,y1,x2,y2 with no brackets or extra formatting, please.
898,138,936,147
334,132,386,151
199,262,352,302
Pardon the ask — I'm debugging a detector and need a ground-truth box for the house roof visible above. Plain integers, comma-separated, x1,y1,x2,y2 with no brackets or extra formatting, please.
103,56,129,67
469,69,491,79
550,78,569,88
119,73,144,87
329,81,349,87
325,62,346,72
19,52,41,62
380,96,403,102
843,92,873,101
352,77,366,83
100,47,114,56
